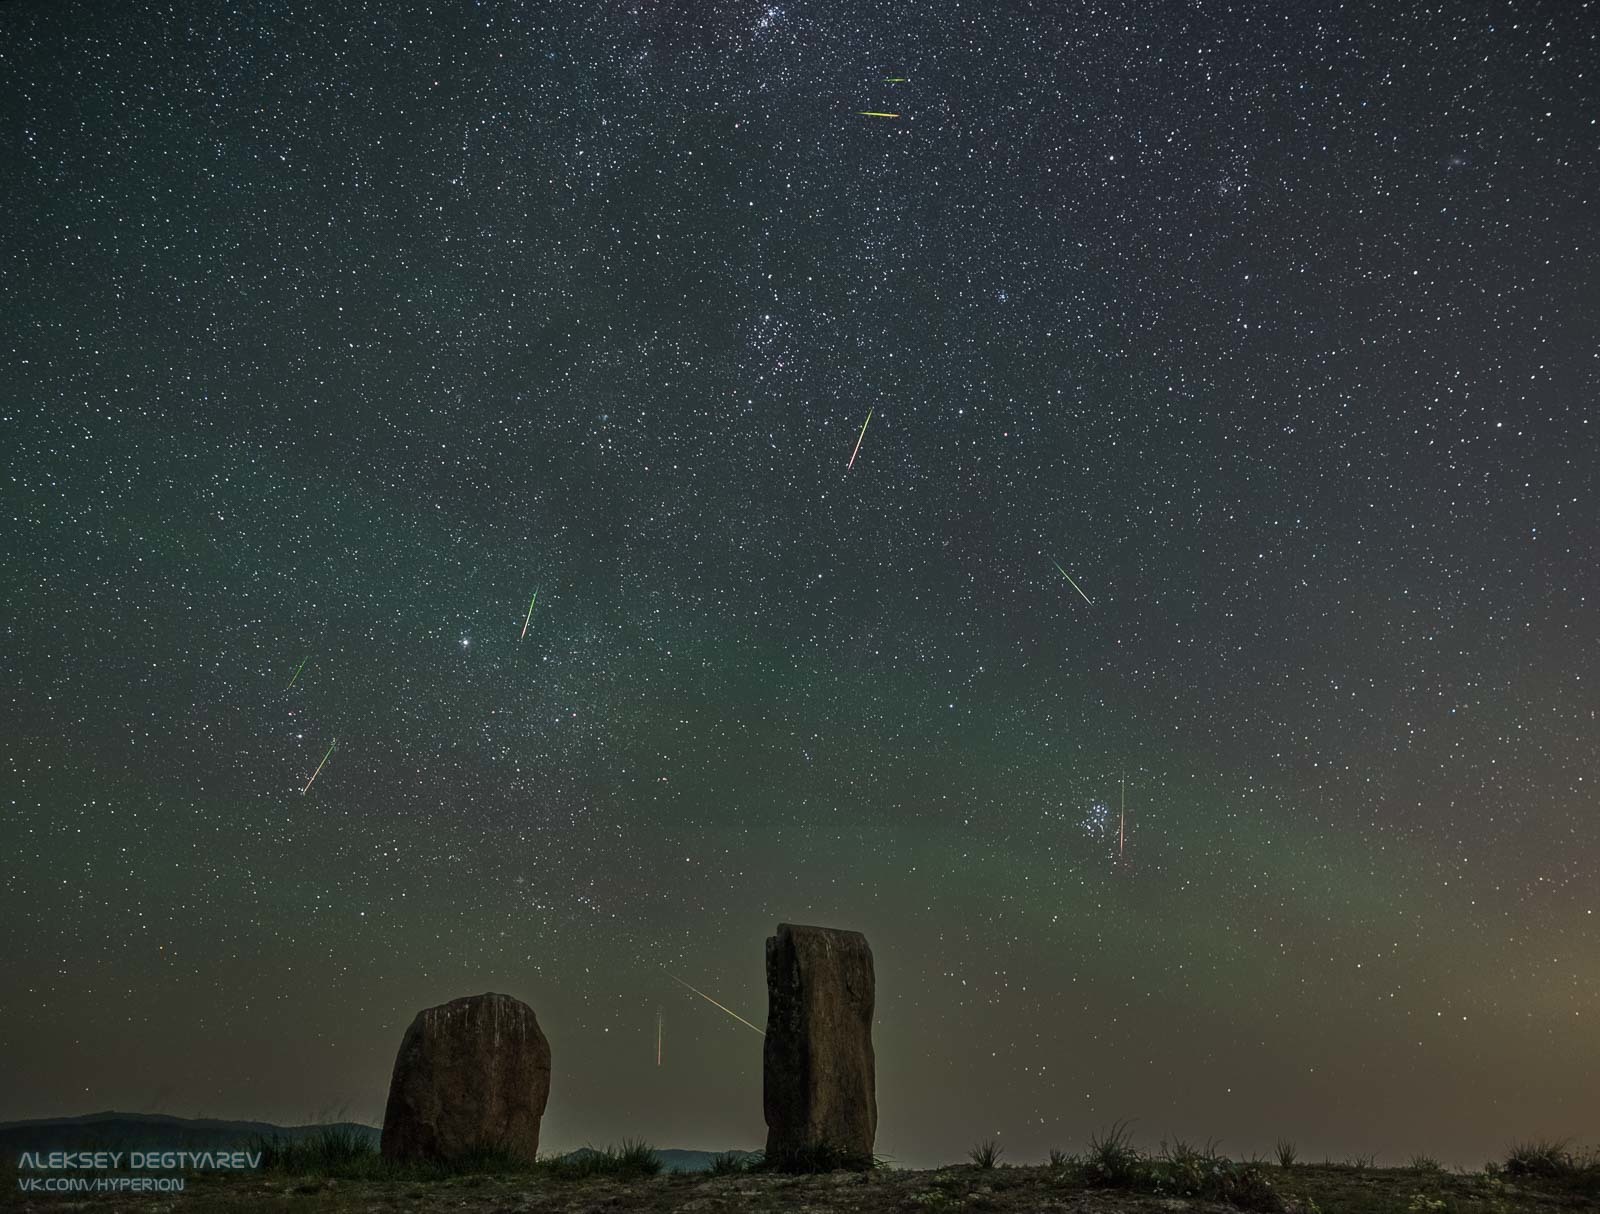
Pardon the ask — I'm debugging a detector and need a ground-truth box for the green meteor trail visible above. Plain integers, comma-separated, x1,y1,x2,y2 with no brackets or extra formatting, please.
858,111,899,118
1052,559,1093,605
848,407,874,469
520,591,538,640
302,737,337,795
884,77,909,82
286,655,307,689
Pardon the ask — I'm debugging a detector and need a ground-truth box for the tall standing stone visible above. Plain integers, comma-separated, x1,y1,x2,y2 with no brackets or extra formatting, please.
762,923,877,1167
380,992,551,1163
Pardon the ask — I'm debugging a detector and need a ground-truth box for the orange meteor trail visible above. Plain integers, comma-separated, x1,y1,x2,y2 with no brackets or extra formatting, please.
665,971,765,1036
848,407,874,469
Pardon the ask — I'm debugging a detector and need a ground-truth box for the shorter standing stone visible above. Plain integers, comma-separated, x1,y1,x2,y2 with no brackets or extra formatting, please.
763,923,877,1167
380,992,551,1163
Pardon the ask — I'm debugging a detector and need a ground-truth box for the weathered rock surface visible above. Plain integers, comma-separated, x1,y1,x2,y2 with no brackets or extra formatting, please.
381,992,551,1162
762,923,877,1165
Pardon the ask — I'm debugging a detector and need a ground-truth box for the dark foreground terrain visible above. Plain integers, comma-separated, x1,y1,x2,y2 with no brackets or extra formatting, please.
8,1125,1596,1213
7,1162,1599,1214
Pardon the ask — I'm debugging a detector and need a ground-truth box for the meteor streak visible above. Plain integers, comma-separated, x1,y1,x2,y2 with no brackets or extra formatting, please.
847,407,874,470
665,971,765,1036
858,111,900,118
520,591,538,640
884,77,908,82
286,656,307,690
1051,559,1093,605
303,738,337,795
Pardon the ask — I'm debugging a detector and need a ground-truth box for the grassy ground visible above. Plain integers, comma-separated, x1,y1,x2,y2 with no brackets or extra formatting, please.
5,1133,1597,1213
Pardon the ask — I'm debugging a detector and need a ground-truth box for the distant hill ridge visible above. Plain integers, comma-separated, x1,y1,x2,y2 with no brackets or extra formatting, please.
564,1145,761,1173
0,1113,753,1173
0,1112,379,1157
0,1111,372,1136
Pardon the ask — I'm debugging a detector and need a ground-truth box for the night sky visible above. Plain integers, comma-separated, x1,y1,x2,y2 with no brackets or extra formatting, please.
3,0,1597,1171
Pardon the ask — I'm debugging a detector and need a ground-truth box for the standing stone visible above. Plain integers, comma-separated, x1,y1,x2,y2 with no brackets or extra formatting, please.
762,923,876,1167
380,992,551,1163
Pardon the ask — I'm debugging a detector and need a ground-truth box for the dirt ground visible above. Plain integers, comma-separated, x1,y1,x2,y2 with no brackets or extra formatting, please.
8,1162,1592,1214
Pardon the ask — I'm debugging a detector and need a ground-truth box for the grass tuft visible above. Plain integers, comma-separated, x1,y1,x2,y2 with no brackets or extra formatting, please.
1056,1122,1284,1211
1502,1139,1600,1196
1085,1118,1144,1187
251,1127,383,1178
967,1139,1003,1169
1159,1136,1223,1166
1275,1138,1298,1168
1504,1138,1571,1178
754,1140,879,1173
546,1140,662,1179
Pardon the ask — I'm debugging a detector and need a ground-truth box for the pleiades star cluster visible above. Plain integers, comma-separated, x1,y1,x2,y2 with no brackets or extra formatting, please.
2,0,1595,1168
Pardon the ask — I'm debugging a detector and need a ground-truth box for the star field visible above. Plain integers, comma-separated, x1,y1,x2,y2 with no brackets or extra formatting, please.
2,0,1596,1168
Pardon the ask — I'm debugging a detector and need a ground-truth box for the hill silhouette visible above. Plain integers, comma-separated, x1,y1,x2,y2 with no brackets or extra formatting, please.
0,1113,752,1172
